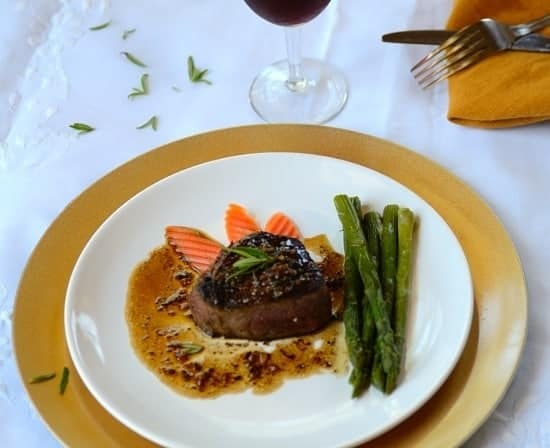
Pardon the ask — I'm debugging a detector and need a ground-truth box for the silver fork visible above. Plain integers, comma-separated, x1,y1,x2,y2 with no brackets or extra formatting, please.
411,14,550,89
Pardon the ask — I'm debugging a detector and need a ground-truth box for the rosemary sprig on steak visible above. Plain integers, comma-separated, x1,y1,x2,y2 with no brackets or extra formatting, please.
226,246,275,279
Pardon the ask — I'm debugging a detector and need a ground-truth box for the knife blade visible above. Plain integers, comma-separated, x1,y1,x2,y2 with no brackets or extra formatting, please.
382,30,454,45
382,30,550,53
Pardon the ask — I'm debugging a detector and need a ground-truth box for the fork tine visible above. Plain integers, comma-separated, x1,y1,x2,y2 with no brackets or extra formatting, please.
418,46,487,89
410,24,478,72
419,47,489,89
416,38,488,85
412,29,483,79
410,41,451,73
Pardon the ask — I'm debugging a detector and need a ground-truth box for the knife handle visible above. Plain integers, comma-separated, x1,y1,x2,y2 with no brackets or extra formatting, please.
512,34,550,53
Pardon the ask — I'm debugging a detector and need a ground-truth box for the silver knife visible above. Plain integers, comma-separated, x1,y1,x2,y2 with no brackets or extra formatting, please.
382,30,550,52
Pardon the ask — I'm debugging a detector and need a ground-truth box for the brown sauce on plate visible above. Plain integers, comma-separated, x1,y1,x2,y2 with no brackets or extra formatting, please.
126,237,346,399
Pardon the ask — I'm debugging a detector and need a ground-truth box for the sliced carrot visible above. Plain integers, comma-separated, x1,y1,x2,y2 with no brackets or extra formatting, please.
264,212,301,239
165,226,223,272
225,203,260,242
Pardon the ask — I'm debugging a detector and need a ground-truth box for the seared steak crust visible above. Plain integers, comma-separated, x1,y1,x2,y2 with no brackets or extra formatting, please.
189,232,332,340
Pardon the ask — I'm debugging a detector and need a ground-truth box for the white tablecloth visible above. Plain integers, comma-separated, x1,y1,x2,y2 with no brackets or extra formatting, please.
1,0,549,446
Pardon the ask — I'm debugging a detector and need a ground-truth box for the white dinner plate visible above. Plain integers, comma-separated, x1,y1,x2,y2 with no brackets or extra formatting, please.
65,152,473,448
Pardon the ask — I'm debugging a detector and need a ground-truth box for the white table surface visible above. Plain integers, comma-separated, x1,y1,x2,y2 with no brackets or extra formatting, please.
1,0,549,447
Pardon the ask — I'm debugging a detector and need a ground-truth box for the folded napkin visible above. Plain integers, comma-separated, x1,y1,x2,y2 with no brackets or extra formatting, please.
446,0,550,128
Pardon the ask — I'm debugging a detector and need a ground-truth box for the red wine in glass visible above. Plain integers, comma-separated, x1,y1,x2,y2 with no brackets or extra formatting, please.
244,0,331,26
244,0,347,123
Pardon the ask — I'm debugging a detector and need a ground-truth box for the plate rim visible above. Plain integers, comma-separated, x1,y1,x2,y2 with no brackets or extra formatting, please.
12,124,527,448
63,151,474,448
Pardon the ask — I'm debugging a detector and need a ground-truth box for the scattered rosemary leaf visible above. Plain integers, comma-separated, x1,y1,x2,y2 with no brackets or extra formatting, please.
122,28,136,40
89,20,111,31
171,86,182,92
59,367,69,395
180,342,204,354
155,288,184,309
168,342,204,355
29,373,56,384
121,51,147,68
128,73,149,99
187,56,212,85
136,115,158,131
69,122,95,134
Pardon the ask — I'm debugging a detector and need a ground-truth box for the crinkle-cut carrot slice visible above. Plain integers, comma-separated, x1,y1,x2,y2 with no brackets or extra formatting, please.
225,203,260,242
264,212,301,239
165,226,223,272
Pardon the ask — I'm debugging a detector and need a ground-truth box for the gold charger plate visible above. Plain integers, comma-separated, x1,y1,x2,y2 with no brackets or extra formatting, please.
13,125,526,447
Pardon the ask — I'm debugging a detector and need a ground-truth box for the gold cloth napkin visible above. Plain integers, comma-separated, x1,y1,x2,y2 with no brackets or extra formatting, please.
446,0,550,128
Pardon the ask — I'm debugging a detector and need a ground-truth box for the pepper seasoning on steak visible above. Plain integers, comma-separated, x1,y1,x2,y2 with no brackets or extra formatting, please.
189,232,332,340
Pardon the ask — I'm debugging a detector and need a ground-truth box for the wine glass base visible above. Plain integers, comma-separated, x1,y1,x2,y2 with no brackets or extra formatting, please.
249,58,348,124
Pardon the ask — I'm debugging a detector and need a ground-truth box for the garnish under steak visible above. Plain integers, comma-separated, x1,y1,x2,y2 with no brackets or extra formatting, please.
189,232,332,340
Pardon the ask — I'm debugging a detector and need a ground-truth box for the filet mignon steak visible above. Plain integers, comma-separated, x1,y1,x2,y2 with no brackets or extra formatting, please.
189,231,332,340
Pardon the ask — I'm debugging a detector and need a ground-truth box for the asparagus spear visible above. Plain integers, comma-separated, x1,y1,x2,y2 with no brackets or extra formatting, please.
370,205,399,390
342,197,368,396
362,211,382,388
381,205,399,317
342,227,367,397
334,195,398,375
385,208,415,393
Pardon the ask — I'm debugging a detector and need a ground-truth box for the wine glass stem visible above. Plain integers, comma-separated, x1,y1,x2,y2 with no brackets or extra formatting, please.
285,26,306,91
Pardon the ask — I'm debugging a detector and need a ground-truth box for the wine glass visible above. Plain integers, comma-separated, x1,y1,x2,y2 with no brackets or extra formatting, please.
244,0,348,123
